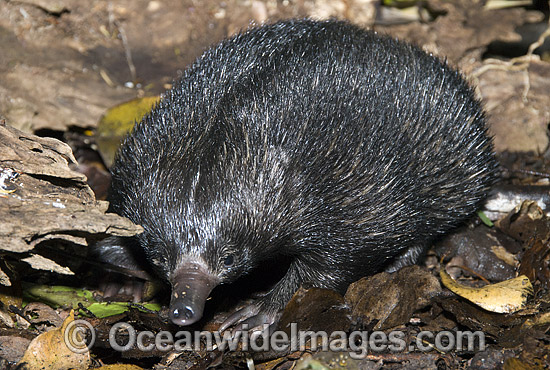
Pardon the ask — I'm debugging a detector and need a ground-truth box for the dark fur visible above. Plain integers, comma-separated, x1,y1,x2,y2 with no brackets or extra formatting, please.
105,19,498,321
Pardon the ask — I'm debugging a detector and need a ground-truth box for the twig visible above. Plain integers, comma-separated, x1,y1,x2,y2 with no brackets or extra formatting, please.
77,302,97,318
107,1,137,83
473,16,550,101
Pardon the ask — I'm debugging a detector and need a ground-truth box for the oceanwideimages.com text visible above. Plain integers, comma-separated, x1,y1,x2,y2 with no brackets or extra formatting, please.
66,320,486,358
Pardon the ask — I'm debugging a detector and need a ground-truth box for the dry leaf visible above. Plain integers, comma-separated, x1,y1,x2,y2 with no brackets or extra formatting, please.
97,365,146,369
345,266,442,330
440,269,533,313
18,310,92,370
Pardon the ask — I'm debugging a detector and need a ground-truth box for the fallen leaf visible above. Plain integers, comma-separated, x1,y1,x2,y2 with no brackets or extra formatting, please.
491,245,518,267
0,336,32,363
495,201,549,242
24,302,64,327
96,96,161,167
519,239,550,289
87,302,161,318
23,284,96,308
503,357,542,370
278,287,350,333
345,265,441,330
18,310,92,370
439,269,533,313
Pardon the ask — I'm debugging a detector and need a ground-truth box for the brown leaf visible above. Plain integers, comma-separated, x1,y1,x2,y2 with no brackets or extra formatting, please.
519,239,550,289
23,302,64,328
278,287,351,334
18,311,92,370
496,201,550,242
435,226,519,282
0,336,32,363
345,265,441,330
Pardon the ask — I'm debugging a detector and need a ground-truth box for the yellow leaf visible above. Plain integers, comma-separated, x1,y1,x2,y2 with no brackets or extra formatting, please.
18,310,92,370
96,96,161,167
440,269,533,313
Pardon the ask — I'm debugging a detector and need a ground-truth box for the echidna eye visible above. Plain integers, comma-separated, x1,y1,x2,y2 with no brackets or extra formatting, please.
223,254,234,267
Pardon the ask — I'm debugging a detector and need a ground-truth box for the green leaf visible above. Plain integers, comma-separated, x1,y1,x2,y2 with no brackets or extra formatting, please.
477,210,494,227
86,302,161,318
23,284,96,308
